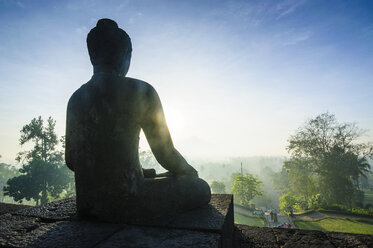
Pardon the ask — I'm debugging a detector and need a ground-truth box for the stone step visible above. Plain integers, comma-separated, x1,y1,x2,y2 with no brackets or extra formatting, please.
1,194,234,248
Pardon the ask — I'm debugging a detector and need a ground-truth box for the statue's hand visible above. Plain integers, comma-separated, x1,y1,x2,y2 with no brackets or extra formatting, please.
156,171,173,177
157,166,198,178
176,165,198,178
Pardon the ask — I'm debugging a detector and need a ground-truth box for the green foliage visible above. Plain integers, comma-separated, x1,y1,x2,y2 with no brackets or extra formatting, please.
351,208,373,215
285,113,373,208
139,149,164,173
321,204,373,216
307,194,326,210
210,181,226,193
0,162,18,201
271,167,289,196
231,173,263,207
279,193,297,211
3,116,74,205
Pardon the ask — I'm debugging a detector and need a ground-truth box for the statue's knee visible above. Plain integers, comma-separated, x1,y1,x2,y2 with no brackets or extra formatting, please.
197,178,212,203
180,176,211,204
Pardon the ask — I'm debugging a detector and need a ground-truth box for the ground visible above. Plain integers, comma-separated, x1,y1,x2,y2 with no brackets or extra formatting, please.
234,212,266,227
293,211,373,235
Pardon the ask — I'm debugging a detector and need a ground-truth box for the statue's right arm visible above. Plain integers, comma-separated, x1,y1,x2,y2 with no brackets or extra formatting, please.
141,85,198,177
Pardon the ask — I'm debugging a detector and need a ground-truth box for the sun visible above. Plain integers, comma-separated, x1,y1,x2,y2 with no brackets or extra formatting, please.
164,107,185,139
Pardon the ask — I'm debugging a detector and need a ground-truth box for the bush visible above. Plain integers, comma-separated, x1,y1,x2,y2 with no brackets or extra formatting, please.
308,194,326,210
210,181,226,194
351,208,373,216
326,204,349,212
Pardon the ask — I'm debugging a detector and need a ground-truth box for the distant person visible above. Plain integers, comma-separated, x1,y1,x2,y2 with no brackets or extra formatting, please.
65,18,211,223
273,212,278,223
290,208,294,217
270,210,274,221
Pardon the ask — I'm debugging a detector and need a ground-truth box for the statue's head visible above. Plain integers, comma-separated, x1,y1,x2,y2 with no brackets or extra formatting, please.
87,19,132,76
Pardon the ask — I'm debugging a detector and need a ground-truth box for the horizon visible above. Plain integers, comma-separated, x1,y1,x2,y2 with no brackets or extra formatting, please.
1,0,373,164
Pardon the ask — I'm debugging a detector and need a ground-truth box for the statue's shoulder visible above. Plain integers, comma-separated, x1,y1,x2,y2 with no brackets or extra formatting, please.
67,81,93,109
123,77,158,97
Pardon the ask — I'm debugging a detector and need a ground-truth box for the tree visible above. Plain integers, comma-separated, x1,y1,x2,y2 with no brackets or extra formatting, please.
3,116,74,205
0,160,18,202
279,194,297,212
231,173,263,207
283,158,317,202
286,113,373,208
211,181,226,193
139,149,163,173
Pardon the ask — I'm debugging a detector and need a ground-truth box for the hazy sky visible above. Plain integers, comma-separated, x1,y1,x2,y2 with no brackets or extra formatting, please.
1,0,373,164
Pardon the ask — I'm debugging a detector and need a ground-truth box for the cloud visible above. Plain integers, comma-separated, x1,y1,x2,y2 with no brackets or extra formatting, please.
283,31,311,45
0,0,24,8
75,26,88,35
276,0,307,20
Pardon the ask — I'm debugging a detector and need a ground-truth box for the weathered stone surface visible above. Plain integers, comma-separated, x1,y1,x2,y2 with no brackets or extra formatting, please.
96,225,220,248
233,224,373,248
0,214,46,247
0,202,31,215
11,194,232,233
273,227,335,248
2,194,233,247
233,225,278,248
145,194,233,231
143,194,233,247
325,231,373,248
13,197,76,221
0,213,123,248
3,195,373,248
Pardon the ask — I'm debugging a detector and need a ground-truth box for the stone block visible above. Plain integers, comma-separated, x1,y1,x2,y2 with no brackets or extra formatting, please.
272,228,335,248
0,213,123,248
325,231,373,248
233,225,278,248
0,202,31,215
13,197,77,221
96,225,220,248
141,194,233,247
5,194,234,247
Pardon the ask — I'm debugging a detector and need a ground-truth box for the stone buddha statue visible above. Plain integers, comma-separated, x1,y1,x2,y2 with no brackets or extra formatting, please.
65,18,211,223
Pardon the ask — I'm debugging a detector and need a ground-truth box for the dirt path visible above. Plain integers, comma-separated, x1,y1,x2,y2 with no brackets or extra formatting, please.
264,212,296,228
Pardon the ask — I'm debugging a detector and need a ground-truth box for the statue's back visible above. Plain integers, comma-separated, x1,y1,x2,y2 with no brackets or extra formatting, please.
67,74,149,214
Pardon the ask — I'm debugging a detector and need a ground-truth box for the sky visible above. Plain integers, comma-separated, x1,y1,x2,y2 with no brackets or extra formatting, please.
0,0,373,164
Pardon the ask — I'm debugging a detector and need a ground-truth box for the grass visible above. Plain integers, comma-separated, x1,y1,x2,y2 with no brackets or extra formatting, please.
234,212,266,227
294,216,373,235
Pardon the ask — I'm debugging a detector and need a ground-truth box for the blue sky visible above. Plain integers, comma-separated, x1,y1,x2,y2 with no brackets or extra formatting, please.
0,0,373,163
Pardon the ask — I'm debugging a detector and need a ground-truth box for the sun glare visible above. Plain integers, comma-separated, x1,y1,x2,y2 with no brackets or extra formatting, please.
164,107,185,139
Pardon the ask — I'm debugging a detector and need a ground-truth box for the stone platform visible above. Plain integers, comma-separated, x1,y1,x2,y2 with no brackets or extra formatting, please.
0,194,233,248
1,195,373,247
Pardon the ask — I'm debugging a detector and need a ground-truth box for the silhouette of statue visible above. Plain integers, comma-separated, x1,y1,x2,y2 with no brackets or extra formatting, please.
65,19,211,223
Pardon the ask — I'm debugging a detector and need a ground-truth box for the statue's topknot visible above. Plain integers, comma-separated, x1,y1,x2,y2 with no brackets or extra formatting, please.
87,18,132,67
96,18,118,29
